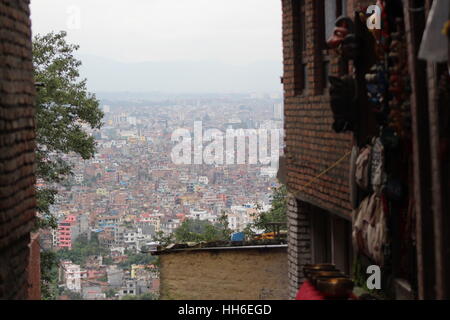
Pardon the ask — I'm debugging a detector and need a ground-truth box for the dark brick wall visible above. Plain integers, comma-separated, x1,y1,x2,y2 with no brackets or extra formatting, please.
282,0,355,219
282,0,376,298
27,233,41,300
0,0,36,300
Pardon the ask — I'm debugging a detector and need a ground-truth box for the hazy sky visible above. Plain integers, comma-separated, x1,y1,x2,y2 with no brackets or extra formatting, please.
30,0,283,65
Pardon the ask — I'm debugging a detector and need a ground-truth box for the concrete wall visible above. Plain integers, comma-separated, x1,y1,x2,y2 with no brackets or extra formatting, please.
0,0,36,300
159,247,288,300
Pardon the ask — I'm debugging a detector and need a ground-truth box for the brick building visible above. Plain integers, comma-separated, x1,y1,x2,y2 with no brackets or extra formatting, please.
0,0,37,299
281,0,449,300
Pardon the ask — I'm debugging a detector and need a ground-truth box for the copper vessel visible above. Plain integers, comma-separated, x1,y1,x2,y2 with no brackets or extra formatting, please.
308,270,345,286
316,277,355,300
303,264,336,278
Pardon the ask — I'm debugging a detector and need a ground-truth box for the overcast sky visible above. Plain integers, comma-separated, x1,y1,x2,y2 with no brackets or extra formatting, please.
30,0,283,65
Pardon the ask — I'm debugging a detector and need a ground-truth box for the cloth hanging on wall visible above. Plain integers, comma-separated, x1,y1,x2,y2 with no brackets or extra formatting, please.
418,0,449,63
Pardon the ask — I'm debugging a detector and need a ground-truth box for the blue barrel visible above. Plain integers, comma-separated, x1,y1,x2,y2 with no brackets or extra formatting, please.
231,232,245,242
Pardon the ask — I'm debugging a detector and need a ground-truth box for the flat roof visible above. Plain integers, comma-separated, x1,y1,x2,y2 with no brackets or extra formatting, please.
151,240,287,255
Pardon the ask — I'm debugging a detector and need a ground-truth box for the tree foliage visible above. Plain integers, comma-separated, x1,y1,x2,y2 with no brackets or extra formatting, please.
40,250,60,300
33,31,103,229
250,185,287,233
121,293,158,300
118,252,157,270
55,233,108,267
33,31,103,299
173,215,232,243
61,290,83,300
155,213,233,245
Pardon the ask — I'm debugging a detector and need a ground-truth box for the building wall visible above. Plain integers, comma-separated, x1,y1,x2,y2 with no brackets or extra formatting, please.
159,247,288,300
0,0,36,300
282,0,374,298
282,0,356,218
27,233,41,300
286,194,312,299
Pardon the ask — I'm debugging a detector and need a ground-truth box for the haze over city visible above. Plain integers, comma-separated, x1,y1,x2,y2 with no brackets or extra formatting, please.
30,0,283,93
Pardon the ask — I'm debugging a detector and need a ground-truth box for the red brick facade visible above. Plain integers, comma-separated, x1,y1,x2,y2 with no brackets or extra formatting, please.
283,0,450,300
0,0,36,300
282,0,361,299
282,0,357,218
27,233,41,300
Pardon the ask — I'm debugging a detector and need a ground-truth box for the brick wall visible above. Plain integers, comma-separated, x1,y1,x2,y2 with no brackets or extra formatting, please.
282,0,356,218
281,0,377,298
27,233,41,299
0,0,36,300
287,194,312,299
158,247,288,300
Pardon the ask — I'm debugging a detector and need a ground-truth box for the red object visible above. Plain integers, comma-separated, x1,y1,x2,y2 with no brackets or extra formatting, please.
296,281,359,300
296,281,326,300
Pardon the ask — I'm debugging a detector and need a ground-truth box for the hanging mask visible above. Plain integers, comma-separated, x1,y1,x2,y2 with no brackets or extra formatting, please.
328,75,357,133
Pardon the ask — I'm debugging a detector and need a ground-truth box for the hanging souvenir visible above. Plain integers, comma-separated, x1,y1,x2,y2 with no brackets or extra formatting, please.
370,137,386,195
352,192,388,266
349,146,359,210
387,18,412,139
328,75,357,133
355,145,372,191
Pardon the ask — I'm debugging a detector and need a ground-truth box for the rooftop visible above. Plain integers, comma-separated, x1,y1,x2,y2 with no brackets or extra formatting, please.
151,239,287,255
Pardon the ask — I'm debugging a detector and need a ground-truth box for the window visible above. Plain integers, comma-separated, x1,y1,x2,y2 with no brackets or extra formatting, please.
299,0,306,52
331,215,352,275
302,63,308,90
311,208,332,263
292,0,307,95
316,0,345,93
318,0,347,47
316,1,326,50
310,207,353,275
336,0,347,17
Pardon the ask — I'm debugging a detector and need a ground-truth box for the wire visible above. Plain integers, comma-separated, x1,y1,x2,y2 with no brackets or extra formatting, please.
299,150,352,192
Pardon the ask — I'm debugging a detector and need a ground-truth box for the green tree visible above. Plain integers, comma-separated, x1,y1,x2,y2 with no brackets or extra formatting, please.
121,293,158,300
250,185,287,233
118,252,157,270
33,31,104,229
40,250,60,300
61,290,83,300
139,292,159,300
173,217,232,243
153,231,175,247
55,233,109,267
105,289,117,299
217,211,233,240
33,31,103,300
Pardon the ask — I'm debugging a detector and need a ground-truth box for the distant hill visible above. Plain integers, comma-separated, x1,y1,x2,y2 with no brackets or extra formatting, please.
77,55,283,94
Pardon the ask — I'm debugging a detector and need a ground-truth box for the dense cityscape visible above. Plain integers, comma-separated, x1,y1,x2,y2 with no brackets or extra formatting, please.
2,0,449,305
39,94,284,299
